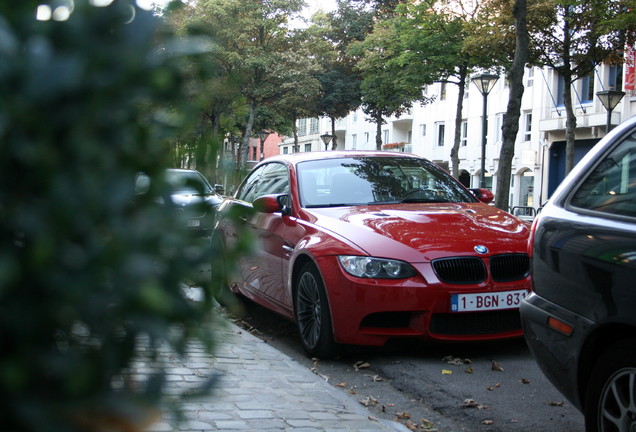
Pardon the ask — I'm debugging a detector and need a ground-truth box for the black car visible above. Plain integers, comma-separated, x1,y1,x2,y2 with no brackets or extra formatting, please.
520,116,636,432
136,168,222,235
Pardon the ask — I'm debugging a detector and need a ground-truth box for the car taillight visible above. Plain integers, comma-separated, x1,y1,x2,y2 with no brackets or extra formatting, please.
527,217,540,259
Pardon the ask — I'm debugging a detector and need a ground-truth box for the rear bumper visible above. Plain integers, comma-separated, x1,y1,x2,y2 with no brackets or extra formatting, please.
520,292,594,411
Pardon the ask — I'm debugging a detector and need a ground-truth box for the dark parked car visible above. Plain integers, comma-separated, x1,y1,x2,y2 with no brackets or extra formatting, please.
521,116,636,432
214,151,531,358
136,168,222,235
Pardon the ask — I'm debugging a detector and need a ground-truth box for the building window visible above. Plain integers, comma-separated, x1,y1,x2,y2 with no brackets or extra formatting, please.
351,134,357,149
436,122,445,147
609,64,624,90
461,121,467,147
495,114,503,143
440,82,447,100
364,132,369,144
283,147,289,154
557,72,566,106
353,112,358,123
526,67,534,88
407,130,412,144
580,73,594,103
309,118,319,134
524,112,532,142
304,143,311,152
420,124,427,136
298,118,307,136
382,129,389,145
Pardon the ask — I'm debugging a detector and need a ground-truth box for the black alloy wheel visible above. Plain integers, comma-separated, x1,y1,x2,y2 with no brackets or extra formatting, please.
294,262,337,358
585,340,636,432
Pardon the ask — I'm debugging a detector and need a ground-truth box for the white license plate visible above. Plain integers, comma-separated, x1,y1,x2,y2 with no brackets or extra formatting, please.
187,219,200,227
450,290,528,312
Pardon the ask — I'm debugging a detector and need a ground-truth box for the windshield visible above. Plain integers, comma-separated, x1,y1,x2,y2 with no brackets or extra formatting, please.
297,156,476,207
165,170,213,195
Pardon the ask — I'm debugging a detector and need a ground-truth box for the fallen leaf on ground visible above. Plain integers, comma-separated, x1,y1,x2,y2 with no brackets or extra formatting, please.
354,361,371,371
405,420,418,431
371,375,385,382
520,378,530,384
396,412,411,419
549,401,565,407
360,396,379,407
368,415,378,422
336,382,347,387
421,418,436,429
465,366,474,374
486,386,494,391
491,361,504,371
442,369,453,375
482,419,494,425
442,355,464,366
460,399,489,410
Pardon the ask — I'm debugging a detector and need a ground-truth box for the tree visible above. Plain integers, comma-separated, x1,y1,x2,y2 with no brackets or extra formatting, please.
309,1,372,148
350,17,433,149
496,0,529,211
0,1,233,430
175,0,306,167
528,0,634,174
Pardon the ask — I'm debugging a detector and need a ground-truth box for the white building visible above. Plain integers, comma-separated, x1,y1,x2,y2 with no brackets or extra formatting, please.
280,63,635,213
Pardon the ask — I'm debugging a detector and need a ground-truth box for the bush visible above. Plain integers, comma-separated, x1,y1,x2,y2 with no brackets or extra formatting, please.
0,1,220,430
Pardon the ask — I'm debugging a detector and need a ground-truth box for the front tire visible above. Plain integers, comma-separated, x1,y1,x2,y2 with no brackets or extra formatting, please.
584,340,636,432
294,262,337,358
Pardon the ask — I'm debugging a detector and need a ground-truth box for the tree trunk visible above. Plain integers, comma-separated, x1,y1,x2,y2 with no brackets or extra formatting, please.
450,66,468,179
330,116,338,150
562,6,576,175
563,71,577,174
375,111,383,150
495,0,528,212
241,100,256,170
292,113,299,153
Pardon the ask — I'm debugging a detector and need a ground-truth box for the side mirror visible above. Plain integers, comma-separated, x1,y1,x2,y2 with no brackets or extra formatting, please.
252,194,291,215
469,188,494,204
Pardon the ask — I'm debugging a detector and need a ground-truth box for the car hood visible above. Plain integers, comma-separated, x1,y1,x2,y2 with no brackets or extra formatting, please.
171,192,222,207
303,203,529,262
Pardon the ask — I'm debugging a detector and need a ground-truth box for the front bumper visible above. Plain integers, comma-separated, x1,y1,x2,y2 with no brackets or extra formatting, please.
315,256,529,346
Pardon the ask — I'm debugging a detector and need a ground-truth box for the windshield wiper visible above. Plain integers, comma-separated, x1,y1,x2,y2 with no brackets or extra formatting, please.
400,198,448,203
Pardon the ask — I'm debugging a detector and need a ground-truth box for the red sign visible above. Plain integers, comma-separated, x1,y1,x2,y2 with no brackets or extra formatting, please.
626,42,635,90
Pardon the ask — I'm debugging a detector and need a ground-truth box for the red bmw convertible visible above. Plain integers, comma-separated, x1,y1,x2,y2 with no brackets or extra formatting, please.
214,151,531,357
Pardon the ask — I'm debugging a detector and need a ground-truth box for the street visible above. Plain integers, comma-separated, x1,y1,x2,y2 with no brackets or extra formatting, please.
228,299,585,432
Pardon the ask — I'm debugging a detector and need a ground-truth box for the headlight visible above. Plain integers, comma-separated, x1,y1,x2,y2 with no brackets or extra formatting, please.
337,256,417,279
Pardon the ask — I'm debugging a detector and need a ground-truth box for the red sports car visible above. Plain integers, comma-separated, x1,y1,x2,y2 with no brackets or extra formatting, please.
214,151,531,357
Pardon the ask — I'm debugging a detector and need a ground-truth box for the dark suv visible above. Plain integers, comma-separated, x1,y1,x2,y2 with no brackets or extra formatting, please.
520,116,636,432
136,169,222,235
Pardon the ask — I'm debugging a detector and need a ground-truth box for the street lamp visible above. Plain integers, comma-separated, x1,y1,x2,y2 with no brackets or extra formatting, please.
596,90,626,134
320,133,334,151
471,73,499,188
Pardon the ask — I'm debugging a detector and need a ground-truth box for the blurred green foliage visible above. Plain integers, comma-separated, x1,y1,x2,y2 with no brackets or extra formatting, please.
0,1,226,430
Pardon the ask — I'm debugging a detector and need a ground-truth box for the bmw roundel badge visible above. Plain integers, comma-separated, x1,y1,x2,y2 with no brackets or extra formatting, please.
474,245,488,254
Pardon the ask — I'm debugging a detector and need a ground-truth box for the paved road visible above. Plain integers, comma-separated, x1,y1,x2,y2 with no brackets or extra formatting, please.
230,299,586,432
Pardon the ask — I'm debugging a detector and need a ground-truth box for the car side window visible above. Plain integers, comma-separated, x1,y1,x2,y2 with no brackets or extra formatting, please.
236,163,289,204
571,133,636,218
253,163,289,197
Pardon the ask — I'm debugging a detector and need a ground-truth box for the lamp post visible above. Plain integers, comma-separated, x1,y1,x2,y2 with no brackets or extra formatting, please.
596,90,626,134
471,73,499,188
257,130,268,160
320,133,334,151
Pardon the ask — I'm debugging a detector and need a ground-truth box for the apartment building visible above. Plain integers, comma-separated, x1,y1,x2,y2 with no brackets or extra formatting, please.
279,63,635,213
